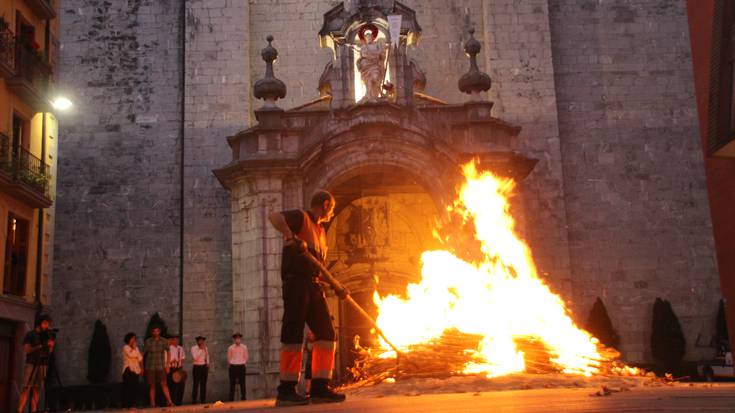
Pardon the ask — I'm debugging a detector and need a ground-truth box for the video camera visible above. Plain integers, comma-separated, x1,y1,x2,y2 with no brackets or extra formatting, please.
39,328,59,344
37,328,59,363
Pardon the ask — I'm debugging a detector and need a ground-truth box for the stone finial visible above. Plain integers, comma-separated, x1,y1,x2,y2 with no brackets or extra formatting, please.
458,28,491,100
253,35,287,107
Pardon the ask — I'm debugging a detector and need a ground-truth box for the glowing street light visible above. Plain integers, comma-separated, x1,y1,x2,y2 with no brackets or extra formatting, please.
51,97,73,111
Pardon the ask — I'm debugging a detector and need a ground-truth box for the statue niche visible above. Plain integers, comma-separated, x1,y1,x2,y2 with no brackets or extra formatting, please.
354,24,389,102
318,2,424,108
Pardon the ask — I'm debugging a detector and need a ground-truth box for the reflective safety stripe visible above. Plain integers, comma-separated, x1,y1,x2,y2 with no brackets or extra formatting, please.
279,347,303,382
311,340,336,379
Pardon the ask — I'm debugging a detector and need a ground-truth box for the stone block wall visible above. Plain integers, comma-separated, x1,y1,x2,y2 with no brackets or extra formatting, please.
181,0,249,400
54,0,183,385
480,0,573,303
548,0,720,361
230,177,286,397
247,0,335,118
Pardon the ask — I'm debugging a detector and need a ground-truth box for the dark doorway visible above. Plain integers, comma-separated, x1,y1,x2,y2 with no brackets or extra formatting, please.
325,168,441,382
337,290,378,379
0,320,16,413
3,214,30,296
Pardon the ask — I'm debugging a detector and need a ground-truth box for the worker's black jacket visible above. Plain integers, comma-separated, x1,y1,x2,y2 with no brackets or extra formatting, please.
280,209,327,280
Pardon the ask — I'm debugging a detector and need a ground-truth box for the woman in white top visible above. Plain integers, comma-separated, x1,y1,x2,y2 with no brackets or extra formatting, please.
121,332,143,408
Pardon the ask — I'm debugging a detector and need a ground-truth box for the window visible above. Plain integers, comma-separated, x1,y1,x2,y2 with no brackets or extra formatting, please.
710,0,735,153
3,214,30,296
11,113,28,156
15,11,36,53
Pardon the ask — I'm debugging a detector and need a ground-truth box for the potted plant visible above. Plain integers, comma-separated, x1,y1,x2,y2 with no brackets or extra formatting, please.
17,168,48,190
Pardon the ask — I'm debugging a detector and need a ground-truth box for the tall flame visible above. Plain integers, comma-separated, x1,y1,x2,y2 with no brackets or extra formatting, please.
373,162,603,377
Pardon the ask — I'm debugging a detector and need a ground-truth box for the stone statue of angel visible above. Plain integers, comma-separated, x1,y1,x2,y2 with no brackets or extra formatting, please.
334,24,390,102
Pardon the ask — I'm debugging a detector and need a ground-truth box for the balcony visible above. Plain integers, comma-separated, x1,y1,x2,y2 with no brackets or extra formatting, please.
23,0,57,20
6,42,52,112
0,132,53,208
0,25,14,78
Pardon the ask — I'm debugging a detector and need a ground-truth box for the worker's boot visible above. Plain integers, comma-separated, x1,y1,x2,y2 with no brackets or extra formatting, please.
310,379,346,403
276,381,309,407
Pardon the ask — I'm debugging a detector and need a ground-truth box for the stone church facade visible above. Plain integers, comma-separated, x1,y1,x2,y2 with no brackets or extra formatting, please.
52,0,720,400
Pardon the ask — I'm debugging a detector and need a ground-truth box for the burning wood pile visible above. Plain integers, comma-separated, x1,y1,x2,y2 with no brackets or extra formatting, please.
346,162,642,386
349,330,637,385
350,330,484,383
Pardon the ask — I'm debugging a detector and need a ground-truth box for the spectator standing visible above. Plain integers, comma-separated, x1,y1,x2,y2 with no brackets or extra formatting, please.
228,333,249,401
166,334,186,405
190,336,210,404
143,326,173,407
121,332,143,408
16,315,54,413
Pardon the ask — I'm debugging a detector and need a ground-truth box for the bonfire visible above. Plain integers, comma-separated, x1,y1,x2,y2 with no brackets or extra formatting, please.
350,161,640,384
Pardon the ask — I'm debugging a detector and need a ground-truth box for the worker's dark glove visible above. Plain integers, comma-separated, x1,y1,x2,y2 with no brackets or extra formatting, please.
333,285,350,299
285,236,307,253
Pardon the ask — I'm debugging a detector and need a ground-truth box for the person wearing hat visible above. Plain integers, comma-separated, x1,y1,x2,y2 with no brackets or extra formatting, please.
190,336,210,404
227,333,249,401
166,334,186,405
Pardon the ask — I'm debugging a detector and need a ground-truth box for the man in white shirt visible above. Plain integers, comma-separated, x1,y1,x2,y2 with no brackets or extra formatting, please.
228,333,249,401
190,336,209,404
166,335,186,405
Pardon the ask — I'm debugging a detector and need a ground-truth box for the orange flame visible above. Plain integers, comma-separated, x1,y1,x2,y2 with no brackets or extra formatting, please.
373,162,604,377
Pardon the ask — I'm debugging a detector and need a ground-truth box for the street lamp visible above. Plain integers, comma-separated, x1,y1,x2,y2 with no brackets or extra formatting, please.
51,96,72,111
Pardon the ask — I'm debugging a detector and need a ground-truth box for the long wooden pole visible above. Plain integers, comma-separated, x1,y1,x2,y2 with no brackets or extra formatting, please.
303,253,402,356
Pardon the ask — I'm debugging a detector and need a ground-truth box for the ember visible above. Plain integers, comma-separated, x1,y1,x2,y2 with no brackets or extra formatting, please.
353,161,640,383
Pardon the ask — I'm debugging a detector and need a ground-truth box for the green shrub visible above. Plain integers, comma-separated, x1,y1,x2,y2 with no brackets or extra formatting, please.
716,299,730,354
144,312,169,340
585,297,620,349
651,298,686,371
87,320,111,383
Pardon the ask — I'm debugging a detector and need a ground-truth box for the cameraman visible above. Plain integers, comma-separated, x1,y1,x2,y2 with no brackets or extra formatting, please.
16,314,54,413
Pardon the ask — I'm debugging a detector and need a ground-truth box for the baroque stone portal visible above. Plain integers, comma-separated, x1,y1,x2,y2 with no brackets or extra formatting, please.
214,0,537,397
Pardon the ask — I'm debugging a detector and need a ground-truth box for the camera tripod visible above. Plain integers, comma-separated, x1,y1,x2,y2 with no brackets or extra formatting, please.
21,344,64,413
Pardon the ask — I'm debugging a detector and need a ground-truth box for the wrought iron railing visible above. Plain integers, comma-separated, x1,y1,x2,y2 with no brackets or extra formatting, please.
0,25,14,72
0,132,11,173
0,132,52,198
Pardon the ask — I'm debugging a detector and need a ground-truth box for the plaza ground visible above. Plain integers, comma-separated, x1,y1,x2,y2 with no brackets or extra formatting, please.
93,383,735,413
